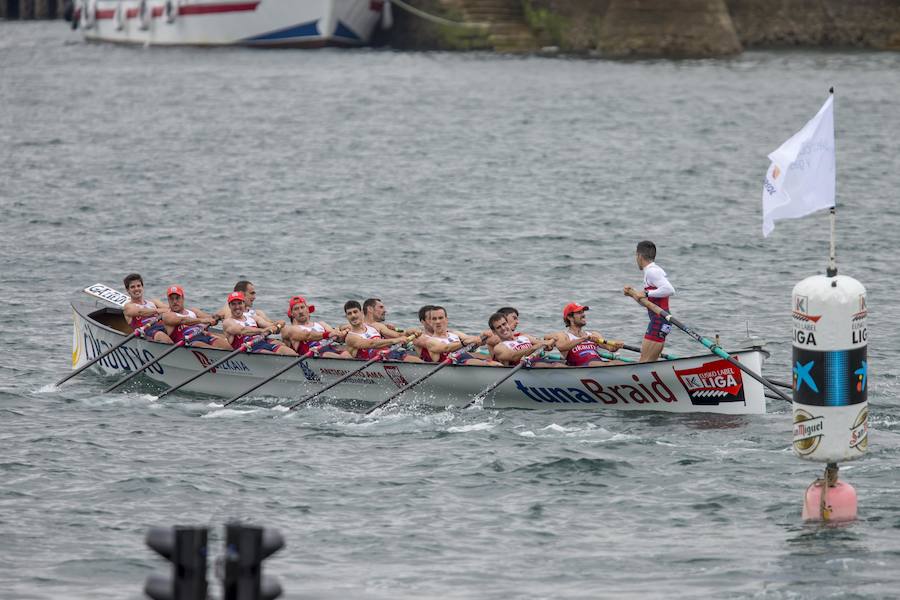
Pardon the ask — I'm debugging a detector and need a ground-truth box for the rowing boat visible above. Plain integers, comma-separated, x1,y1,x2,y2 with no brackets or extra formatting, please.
70,289,770,414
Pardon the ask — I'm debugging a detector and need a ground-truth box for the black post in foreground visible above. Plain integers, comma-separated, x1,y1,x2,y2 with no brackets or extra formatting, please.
463,345,546,409
145,526,208,600
55,318,160,387
223,523,284,600
625,292,792,403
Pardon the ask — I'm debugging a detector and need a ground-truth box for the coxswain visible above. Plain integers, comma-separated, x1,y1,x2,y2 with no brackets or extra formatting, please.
161,285,230,350
487,312,559,367
222,292,296,355
218,280,284,328
623,240,675,362
547,303,624,367
343,301,422,362
122,273,173,343
420,306,499,366
280,296,350,358
363,298,400,333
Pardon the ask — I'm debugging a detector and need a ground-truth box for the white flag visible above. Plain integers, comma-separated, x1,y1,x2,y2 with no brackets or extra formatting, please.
762,94,835,237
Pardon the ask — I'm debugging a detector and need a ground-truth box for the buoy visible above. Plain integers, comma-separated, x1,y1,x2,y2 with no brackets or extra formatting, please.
802,464,858,522
792,273,868,521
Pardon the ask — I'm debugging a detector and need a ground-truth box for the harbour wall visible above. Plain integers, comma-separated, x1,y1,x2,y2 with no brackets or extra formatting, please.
1,0,62,19
384,0,900,55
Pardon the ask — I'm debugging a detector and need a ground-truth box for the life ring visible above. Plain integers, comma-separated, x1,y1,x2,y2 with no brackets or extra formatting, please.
165,0,178,23
114,1,125,30
138,0,152,30
80,0,96,29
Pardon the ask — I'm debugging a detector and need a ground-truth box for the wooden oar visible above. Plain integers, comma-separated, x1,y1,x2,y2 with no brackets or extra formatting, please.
287,338,414,411
624,292,792,403
222,341,337,408
55,318,160,387
103,326,211,393
463,345,546,409
364,341,482,415
156,338,256,400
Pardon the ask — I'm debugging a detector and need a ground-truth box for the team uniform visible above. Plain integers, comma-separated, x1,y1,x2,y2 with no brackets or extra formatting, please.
642,262,675,343
229,313,282,353
169,309,215,346
347,325,407,361
290,322,333,355
128,299,167,339
427,333,475,364
497,334,536,366
563,331,606,366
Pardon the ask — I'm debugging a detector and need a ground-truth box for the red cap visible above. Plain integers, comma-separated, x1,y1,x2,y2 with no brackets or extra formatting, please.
563,302,589,319
227,291,245,304
166,285,184,298
288,295,316,316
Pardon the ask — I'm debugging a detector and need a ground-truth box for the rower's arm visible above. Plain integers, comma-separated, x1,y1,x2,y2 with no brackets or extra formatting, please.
423,336,465,354
162,312,204,328
553,333,585,353
345,334,400,350
124,302,159,320
223,319,271,337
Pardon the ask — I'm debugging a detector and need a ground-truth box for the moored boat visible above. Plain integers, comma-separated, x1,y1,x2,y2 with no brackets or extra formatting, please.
71,292,770,414
72,0,387,47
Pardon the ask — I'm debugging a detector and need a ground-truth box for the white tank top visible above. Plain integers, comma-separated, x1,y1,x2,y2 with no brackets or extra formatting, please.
432,332,461,345
295,322,326,334
348,324,381,342
565,330,594,341
500,334,533,352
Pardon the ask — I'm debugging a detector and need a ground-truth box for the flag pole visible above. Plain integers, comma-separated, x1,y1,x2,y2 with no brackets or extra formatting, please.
827,86,837,278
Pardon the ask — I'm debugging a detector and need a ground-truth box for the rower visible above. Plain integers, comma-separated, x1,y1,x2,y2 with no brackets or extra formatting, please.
623,240,675,362
482,306,520,361
363,298,400,333
280,295,350,358
547,302,624,367
218,280,284,328
419,306,499,366
488,312,559,368
161,285,230,350
412,305,436,360
222,291,296,355
343,300,422,362
122,273,173,343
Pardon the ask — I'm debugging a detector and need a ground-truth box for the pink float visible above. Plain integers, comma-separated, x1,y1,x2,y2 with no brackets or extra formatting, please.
802,478,858,522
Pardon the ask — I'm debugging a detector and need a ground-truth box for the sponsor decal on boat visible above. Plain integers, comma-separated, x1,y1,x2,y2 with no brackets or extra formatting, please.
793,409,824,455
319,367,383,384
299,361,321,383
384,365,409,389
674,360,745,405
83,325,163,374
515,371,677,405
190,350,249,374
849,406,868,452
84,283,129,307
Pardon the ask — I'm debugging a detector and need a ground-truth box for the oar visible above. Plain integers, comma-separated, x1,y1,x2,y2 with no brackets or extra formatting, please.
222,342,337,407
156,338,256,400
364,341,482,415
103,326,211,393
624,292,792,403
463,345,546,409
287,339,413,410
55,318,160,387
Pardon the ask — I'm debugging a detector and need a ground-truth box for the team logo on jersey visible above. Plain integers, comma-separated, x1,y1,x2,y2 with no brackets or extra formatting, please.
792,295,822,323
793,409,825,456
849,407,868,452
673,359,745,405
384,365,409,389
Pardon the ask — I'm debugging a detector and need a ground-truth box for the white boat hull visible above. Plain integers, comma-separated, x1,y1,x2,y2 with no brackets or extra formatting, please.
77,0,384,47
72,303,769,414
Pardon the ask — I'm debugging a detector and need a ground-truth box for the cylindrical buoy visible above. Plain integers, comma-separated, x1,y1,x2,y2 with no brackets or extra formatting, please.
792,274,868,521
792,274,868,462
